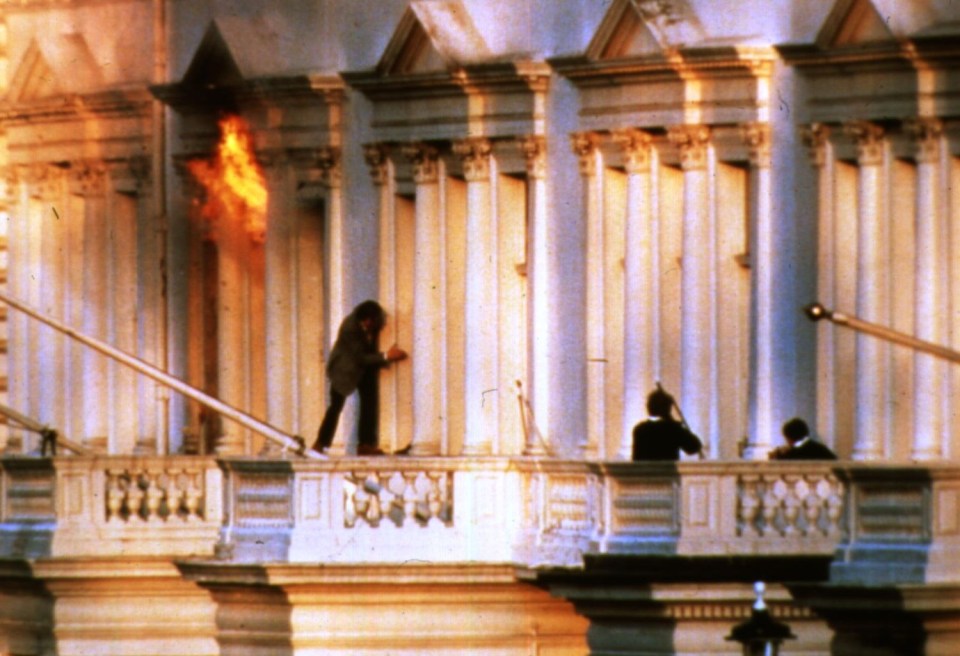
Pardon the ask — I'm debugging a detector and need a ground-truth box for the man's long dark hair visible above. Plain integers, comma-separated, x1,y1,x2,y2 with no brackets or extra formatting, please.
354,300,386,333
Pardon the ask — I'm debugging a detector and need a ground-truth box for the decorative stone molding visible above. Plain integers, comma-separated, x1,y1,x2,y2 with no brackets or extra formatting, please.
611,128,653,174
518,135,546,180
363,142,391,186
316,145,342,189
800,122,831,168
401,142,440,184
667,124,711,171
904,117,944,164
737,471,843,538
740,122,772,169
843,120,885,166
344,469,453,528
22,162,67,200
452,137,492,182
570,131,601,177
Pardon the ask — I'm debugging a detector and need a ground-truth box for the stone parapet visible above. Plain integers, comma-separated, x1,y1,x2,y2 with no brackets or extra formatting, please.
2,456,958,586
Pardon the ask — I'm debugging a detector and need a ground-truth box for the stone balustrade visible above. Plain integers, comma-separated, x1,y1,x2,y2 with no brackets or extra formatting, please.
2,456,958,585
0,455,222,558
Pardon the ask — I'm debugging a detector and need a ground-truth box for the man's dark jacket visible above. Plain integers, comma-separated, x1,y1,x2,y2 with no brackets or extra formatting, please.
774,439,837,461
326,308,387,396
632,418,702,461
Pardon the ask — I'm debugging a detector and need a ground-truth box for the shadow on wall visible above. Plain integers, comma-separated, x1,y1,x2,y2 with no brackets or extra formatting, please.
789,584,928,656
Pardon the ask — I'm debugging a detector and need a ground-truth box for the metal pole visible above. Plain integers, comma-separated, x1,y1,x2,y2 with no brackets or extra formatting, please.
0,291,307,455
805,302,960,364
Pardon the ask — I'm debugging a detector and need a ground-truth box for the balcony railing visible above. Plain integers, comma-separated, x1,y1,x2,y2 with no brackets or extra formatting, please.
2,456,957,586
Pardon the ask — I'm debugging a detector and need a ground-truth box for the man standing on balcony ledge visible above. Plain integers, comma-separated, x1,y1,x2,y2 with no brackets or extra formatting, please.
632,388,703,461
308,300,408,458
769,418,837,461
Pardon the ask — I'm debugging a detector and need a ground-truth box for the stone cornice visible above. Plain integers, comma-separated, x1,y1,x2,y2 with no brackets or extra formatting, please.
549,45,776,88
343,59,550,102
151,73,344,113
777,34,960,73
0,86,153,124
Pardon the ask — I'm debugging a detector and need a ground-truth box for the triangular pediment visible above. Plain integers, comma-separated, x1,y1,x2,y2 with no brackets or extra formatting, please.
181,17,284,86
8,35,102,103
378,1,490,75
586,0,705,60
817,0,895,47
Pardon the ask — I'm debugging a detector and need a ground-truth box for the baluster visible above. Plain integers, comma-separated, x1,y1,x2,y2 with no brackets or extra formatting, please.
125,473,145,521
782,476,801,536
166,470,184,521
738,476,761,536
106,470,125,522
824,477,843,535
183,471,203,521
426,471,445,523
344,476,359,528
366,473,382,525
144,472,164,522
401,472,419,525
760,478,779,536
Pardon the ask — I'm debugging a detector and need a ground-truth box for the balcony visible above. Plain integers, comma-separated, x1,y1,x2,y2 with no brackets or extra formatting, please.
2,455,956,587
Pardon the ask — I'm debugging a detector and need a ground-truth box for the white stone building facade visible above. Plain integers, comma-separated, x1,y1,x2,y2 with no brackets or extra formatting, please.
1,0,959,654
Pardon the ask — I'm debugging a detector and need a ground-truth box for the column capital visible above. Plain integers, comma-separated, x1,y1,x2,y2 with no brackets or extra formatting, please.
363,142,391,186
611,128,653,174
519,135,547,180
0,166,18,209
570,131,601,177
904,117,943,164
667,124,711,171
740,122,772,169
316,146,342,189
401,142,440,184
24,162,67,200
800,123,831,168
70,160,107,197
452,137,492,182
843,120,885,166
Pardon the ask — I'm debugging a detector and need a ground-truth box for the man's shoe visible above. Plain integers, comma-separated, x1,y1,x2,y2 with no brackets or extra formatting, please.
357,445,386,456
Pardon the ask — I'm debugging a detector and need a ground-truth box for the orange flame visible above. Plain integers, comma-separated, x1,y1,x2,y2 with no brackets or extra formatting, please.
187,115,267,239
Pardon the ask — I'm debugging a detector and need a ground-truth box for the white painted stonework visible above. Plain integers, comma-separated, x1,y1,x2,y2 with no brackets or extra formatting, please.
2,0,960,654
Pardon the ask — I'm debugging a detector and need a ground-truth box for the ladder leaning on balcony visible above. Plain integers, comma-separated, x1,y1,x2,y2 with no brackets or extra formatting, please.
0,290,312,458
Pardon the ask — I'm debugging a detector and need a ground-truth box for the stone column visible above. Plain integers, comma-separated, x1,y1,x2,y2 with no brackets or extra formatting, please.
213,219,251,456
453,138,498,455
519,136,549,456
571,131,604,460
801,124,838,448
668,125,715,455
403,143,444,456
365,143,401,452
0,167,22,453
846,121,888,461
612,128,654,460
75,164,109,451
741,123,777,460
907,118,946,460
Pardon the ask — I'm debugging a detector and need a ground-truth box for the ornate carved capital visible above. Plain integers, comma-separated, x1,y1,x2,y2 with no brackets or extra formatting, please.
904,118,943,164
70,161,107,197
0,166,18,209
518,135,546,180
843,121,885,166
800,123,831,169
570,131,600,177
363,143,391,186
316,146,342,188
452,137,492,182
740,122,771,169
667,124,711,171
24,163,67,200
401,143,440,185
611,128,653,175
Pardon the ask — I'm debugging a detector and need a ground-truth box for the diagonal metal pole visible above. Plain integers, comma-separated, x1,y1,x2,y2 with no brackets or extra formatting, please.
0,291,307,455
805,302,960,364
